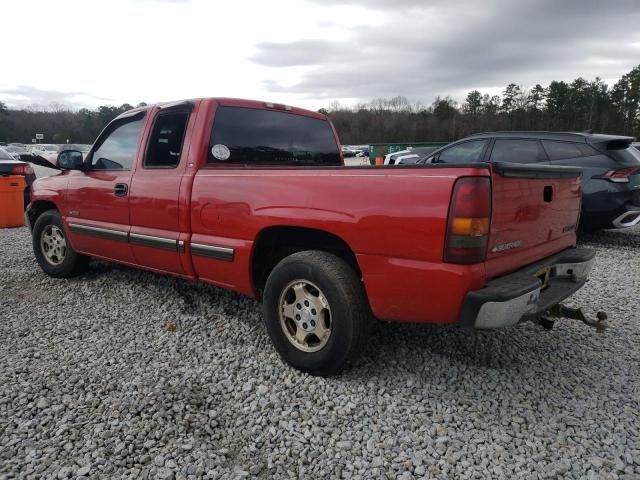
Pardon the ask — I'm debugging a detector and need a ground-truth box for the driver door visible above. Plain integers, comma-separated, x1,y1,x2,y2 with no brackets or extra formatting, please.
64,112,146,264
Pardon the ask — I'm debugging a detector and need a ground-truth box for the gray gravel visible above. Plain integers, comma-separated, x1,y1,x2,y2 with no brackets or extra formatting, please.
1,225,639,479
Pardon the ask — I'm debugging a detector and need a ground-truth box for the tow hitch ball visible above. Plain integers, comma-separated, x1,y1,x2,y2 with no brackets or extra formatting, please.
538,305,609,332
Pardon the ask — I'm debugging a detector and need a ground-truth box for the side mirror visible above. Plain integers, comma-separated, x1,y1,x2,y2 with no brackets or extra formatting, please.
57,150,84,170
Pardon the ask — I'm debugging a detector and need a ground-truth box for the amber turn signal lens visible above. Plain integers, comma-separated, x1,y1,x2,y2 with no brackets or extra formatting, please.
450,217,489,236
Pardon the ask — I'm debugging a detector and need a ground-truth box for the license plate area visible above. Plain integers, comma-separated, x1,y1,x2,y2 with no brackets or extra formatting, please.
535,266,551,290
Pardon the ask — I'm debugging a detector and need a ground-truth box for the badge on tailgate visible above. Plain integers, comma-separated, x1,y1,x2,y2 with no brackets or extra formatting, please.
491,240,522,253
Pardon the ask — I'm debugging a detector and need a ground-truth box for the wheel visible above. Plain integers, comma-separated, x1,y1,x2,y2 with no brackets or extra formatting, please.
262,250,370,376
32,210,89,278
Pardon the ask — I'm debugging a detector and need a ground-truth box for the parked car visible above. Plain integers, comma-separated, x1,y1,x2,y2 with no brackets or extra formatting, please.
421,131,640,232
31,144,60,156
74,144,92,153
26,98,594,376
34,144,92,166
3,145,34,162
0,146,36,207
352,145,370,156
384,146,440,165
340,146,359,157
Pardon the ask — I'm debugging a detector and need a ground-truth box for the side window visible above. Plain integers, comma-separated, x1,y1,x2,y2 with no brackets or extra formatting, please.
144,111,190,168
208,106,340,166
438,140,488,164
490,139,546,164
90,117,144,171
542,141,585,161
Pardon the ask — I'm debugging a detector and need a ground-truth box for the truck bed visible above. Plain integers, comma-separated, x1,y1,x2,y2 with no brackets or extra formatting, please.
188,162,582,323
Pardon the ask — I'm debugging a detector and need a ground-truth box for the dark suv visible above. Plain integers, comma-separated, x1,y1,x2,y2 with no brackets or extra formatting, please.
421,132,640,232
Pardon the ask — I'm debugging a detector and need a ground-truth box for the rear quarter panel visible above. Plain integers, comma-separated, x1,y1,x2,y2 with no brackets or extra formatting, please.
190,166,489,323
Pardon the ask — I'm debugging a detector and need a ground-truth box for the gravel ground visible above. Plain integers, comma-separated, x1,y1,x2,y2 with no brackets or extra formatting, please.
1,226,639,479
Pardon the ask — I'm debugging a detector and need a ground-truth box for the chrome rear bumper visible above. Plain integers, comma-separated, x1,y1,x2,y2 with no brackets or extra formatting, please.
458,248,596,329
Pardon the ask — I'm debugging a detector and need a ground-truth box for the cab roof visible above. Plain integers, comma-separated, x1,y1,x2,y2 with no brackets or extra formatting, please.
116,98,327,121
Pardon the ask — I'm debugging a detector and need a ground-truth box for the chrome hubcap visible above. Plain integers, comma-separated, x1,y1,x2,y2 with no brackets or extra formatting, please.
40,225,66,266
279,280,332,352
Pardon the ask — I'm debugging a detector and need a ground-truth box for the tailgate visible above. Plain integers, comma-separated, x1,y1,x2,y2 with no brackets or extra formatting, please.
485,162,583,280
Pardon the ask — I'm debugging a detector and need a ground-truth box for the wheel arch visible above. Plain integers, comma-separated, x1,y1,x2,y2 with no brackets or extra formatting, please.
251,225,362,299
27,200,59,229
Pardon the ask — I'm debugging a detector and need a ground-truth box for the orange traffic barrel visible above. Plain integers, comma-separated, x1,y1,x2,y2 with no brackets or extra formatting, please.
375,156,384,166
0,176,26,228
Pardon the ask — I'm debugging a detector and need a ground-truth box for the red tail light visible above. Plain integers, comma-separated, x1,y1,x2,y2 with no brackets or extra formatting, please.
603,167,640,183
444,177,491,264
11,164,34,176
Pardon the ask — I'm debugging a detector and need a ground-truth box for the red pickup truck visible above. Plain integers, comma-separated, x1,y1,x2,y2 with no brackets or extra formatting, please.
27,98,595,376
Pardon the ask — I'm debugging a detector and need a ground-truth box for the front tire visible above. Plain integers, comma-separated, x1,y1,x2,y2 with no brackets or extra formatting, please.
32,210,89,278
263,250,370,376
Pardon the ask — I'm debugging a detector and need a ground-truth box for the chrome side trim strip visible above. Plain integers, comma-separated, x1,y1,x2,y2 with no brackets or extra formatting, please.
129,232,179,251
68,223,128,242
69,223,233,261
191,243,235,262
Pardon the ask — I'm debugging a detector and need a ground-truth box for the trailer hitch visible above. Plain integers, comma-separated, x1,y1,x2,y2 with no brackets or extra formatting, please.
539,305,608,332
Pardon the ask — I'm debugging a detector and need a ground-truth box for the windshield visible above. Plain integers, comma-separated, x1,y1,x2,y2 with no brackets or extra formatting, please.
5,146,24,153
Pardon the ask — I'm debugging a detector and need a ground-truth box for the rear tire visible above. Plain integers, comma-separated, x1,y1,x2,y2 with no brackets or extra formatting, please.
32,210,89,278
263,250,370,377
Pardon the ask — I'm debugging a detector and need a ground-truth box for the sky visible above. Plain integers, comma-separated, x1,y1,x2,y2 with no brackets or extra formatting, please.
2,0,640,111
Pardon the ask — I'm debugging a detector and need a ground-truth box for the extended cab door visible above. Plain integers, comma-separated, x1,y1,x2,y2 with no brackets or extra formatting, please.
65,111,146,264
128,104,196,276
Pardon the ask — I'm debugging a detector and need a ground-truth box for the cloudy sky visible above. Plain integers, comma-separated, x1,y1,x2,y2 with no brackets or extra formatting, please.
2,0,639,111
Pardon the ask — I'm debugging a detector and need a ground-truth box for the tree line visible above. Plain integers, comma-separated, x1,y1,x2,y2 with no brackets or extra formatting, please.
323,64,640,144
0,103,147,145
1,64,638,146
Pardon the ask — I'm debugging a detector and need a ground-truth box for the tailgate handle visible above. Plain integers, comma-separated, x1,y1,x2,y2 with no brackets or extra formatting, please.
543,186,553,203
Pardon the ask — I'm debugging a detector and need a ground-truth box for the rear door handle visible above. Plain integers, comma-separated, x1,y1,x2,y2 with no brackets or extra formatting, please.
114,183,128,197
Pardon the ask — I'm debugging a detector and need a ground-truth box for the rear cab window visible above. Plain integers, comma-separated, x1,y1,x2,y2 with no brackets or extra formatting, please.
208,106,340,167
490,139,546,164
